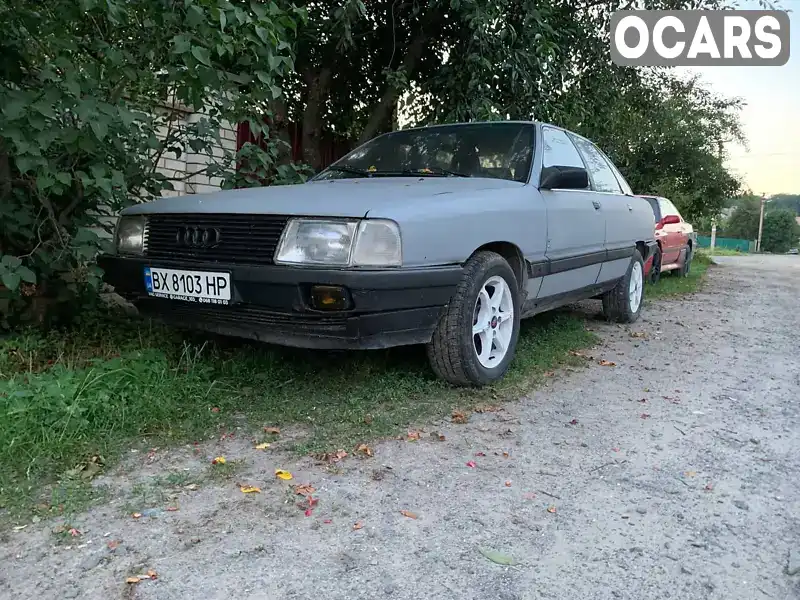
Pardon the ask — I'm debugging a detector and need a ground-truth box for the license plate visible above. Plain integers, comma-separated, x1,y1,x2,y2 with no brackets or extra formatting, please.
144,267,231,305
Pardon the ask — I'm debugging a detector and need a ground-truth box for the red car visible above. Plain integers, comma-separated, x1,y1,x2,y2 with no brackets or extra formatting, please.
638,195,696,283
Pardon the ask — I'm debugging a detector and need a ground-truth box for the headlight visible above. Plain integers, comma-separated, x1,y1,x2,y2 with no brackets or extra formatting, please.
115,216,147,255
275,219,402,267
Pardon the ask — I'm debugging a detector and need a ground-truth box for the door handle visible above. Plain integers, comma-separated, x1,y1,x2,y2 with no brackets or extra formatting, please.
592,200,601,210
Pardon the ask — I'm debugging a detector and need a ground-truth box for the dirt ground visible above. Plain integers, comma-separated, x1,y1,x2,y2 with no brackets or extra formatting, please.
2,255,799,600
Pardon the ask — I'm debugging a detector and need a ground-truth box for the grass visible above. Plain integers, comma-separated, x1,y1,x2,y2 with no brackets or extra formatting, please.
703,247,748,257
0,305,597,521
645,252,711,299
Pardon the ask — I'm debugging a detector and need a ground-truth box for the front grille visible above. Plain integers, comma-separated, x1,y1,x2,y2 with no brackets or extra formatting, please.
137,299,349,335
144,214,290,265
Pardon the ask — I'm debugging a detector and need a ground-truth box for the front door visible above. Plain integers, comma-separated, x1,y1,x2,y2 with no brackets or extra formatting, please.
658,198,684,265
537,127,606,299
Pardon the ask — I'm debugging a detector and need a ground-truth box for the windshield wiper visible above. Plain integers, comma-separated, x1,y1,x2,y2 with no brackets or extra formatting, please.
326,165,372,177
403,167,470,178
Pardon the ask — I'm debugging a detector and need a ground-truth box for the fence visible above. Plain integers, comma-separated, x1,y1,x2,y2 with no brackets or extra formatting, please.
696,235,755,253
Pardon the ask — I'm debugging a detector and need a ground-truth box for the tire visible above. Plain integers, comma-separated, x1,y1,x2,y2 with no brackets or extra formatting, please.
602,250,645,324
648,246,662,285
426,251,521,387
678,245,693,277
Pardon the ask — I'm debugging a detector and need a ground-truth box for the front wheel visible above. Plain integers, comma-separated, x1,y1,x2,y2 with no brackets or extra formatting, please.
648,246,662,285
427,251,521,387
602,250,645,323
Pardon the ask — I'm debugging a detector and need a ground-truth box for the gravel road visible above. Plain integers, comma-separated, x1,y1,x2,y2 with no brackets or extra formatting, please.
2,255,799,600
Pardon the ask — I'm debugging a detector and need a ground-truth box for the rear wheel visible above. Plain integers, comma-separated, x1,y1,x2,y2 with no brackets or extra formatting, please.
427,251,521,387
602,250,644,323
678,245,693,278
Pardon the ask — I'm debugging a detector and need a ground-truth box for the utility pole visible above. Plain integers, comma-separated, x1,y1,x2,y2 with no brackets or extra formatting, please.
756,193,767,253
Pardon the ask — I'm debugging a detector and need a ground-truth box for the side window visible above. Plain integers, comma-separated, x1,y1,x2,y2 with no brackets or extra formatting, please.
570,136,623,194
604,154,634,195
541,127,585,169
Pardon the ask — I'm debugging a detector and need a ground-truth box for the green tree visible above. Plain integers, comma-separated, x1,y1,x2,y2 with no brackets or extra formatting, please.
761,209,800,253
724,195,761,240
0,0,306,325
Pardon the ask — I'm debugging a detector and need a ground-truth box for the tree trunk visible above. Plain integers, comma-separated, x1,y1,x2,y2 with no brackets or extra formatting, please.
358,32,427,144
301,68,332,171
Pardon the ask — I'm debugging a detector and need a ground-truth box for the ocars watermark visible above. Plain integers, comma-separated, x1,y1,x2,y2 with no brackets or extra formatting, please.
611,10,790,66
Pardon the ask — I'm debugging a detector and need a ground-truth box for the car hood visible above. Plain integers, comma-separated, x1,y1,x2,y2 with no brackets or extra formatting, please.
122,177,523,219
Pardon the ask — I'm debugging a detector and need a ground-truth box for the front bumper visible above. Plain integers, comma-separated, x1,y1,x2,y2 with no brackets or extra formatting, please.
97,255,462,350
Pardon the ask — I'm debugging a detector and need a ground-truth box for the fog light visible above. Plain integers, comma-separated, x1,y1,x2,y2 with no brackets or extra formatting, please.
310,285,351,311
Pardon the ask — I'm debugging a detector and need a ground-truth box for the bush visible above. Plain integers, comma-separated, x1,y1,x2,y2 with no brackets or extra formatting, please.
0,0,307,327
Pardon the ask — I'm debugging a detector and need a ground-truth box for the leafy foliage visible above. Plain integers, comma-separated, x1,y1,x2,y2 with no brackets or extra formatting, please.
761,210,800,253
0,0,307,326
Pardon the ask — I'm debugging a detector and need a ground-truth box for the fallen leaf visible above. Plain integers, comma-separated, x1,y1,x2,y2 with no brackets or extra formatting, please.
211,456,226,465
475,452,486,457
629,331,647,338
304,508,313,517
126,577,141,584
147,570,158,580
185,483,198,491
400,510,418,519
131,513,142,519
407,431,421,441
12,525,27,531
475,405,502,413
355,443,373,457
640,413,651,419
502,451,509,458
466,461,476,468
107,540,120,550
353,521,363,530
335,449,348,460
523,492,537,500
323,519,332,524
451,410,468,424
479,547,517,565
638,398,647,403
363,414,373,425
431,432,446,441
166,506,179,512
543,371,555,377
684,470,696,477
254,442,271,450
569,350,590,359
547,505,557,514
612,447,620,452
263,426,281,435
68,528,80,537
704,482,714,491
275,470,293,481
210,407,220,413
240,485,261,493
505,481,512,487
293,484,316,496
568,419,579,426
598,359,616,367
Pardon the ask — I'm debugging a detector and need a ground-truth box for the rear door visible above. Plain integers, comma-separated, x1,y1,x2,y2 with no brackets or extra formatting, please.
568,135,633,285
536,126,606,299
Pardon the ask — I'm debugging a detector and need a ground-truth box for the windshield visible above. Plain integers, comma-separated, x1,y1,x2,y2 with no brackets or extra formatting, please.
314,122,535,183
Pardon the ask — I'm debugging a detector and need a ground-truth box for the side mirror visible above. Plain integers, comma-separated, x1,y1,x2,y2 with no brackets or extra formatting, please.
540,166,589,190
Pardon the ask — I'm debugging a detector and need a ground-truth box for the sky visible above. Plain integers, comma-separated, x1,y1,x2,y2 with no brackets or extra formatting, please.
676,0,799,195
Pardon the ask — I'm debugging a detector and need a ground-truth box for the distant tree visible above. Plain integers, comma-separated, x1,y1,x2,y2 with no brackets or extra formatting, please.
724,196,761,240
768,194,800,215
761,209,800,253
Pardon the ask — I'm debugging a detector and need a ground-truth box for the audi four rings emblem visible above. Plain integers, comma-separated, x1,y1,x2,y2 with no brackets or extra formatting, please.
176,226,221,248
